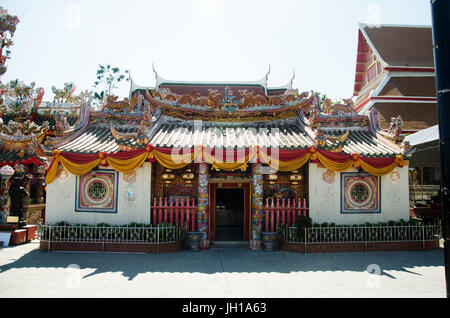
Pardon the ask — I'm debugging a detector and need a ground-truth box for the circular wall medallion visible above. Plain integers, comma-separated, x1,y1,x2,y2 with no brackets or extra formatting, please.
345,179,374,208
83,176,112,205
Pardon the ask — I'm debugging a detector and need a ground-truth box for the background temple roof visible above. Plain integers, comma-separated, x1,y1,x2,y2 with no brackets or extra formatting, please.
361,24,434,68
404,124,439,146
378,76,436,97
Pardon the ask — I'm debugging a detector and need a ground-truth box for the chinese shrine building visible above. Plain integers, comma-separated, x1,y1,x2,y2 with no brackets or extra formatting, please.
42,69,412,247
0,80,82,227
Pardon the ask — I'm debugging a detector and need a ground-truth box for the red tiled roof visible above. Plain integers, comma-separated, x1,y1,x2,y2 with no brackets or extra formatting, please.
363,25,434,68
378,76,436,97
375,102,438,131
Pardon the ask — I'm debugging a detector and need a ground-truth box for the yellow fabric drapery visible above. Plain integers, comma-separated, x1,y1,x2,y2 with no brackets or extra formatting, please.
59,156,101,175
45,153,102,185
259,151,311,172
316,152,354,172
203,151,254,172
106,151,150,173
358,160,398,176
46,147,409,185
152,150,194,170
46,150,154,184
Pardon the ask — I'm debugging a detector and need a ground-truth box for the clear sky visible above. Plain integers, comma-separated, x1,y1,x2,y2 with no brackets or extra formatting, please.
1,0,432,101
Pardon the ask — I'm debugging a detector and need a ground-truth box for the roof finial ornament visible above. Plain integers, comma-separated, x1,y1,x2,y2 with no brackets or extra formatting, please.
152,62,161,88
152,62,158,78
128,70,133,100
265,64,271,81
289,70,295,89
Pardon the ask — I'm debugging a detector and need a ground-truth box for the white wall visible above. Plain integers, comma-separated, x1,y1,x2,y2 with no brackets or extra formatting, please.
46,163,152,225
308,163,409,225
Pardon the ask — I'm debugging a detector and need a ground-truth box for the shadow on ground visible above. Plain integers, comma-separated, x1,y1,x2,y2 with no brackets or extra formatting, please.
0,243,444,281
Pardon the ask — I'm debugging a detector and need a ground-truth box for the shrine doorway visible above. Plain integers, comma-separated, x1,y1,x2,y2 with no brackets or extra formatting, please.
208,183,250,241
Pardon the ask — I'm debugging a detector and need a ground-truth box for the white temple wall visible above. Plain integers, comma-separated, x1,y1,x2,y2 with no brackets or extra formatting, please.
308,163,409,225
46,162,152,225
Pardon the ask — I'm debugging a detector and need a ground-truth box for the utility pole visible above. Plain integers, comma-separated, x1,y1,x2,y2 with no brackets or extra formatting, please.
430,0,450,298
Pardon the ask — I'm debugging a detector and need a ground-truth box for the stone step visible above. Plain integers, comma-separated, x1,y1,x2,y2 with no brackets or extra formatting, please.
210,241,249,249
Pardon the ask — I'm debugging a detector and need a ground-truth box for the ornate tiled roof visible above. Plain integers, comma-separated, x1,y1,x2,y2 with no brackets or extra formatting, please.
319,129,403,157
57,125,139,154
47,78,408,159
148,116,314,150
52,112,405,158
55,116,315,153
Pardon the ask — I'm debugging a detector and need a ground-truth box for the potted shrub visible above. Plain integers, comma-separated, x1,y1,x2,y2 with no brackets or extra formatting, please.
187,231,202,251
262,231,277,252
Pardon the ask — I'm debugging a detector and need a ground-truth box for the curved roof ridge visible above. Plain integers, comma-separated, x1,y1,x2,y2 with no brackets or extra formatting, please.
152,63,270,89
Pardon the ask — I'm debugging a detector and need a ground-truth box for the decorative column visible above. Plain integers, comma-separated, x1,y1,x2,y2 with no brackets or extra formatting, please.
197,163,209,246
34,165,46,204
250,163,264,250
0,165,15,224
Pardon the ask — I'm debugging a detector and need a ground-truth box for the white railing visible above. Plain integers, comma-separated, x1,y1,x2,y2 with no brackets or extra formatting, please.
38,224,186,245
278,224,442,244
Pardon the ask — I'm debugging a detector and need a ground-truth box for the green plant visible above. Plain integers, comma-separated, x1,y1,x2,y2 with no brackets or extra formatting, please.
93,64,130,108
54,221,70,226
293,215,312,242
96,222,112,227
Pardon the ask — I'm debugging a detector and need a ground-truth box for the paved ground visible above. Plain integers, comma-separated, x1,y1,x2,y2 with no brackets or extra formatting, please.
0,241,446,298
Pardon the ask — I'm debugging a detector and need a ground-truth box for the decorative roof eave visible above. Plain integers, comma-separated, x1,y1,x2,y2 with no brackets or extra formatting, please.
44,102,92,151
367,107,408,155
143,90,314,123
310,114,369,126
267,70,296,92
129,77,153,100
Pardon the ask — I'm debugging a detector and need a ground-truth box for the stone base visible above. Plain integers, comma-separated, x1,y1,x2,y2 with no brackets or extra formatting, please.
280,240,441,253
39,240,185,254
249,239,262,250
